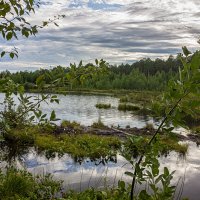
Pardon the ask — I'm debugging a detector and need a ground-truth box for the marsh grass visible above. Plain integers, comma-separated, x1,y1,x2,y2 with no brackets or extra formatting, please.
157,136,188,156
91,120,108,129
5,124,121,159
119,91,159,105
95,103,111,109
35,133,121,159
124,135,188,158
61,120,81,129
3,123,187,159
118,103,140,111
60,120,83,134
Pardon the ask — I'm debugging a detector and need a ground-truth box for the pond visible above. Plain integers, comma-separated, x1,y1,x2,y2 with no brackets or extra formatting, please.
0,93,155,128
0,93,199,199
0,140,200,200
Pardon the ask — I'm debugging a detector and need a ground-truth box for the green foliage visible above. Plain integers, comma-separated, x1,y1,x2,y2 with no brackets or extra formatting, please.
123,135,178,199
91,120,108,129
152,48,200,128
192,126,200,134
0,168,62,200
122,135,188,159
5,124,121,159
0,79,60,138
121,47,200,200
63,185,130,200
35,133,121,159
0,0,65,59
60,120,83,134
65,59,109,89
0,56,180,92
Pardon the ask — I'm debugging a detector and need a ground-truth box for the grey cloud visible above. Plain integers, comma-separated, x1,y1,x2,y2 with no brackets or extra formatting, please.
1,0,200,71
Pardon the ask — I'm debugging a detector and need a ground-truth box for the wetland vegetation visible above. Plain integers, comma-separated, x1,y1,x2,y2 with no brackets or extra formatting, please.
95,103,111,109
0,1,200,199
0,48,200,199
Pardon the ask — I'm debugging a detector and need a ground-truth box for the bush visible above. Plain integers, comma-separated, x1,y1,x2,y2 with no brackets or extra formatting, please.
0,168,62,200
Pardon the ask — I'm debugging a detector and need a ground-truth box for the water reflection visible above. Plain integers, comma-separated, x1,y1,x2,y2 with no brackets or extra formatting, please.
0,93,155,128
0,141,30,166
0,140,200,199
0,93,200,198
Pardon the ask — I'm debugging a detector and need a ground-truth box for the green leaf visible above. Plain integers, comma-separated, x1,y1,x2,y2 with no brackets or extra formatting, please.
138,190,151,200
155,174,163,184
125,171,134,177
43,21,48,26
182,46,191,57
1,51,5,57
55,99,59,104
6,32,13,40
10,52,14,59
118,180,125,190
41,114,47,119
191,52,200,70
50,110,56,121
152,164,159,176
29,116,35,121
20,9,24,15
24,31,29,38
34,110,42,118
164,167,169,177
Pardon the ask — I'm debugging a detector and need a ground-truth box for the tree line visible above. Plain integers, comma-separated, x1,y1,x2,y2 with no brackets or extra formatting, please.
0,55,181,91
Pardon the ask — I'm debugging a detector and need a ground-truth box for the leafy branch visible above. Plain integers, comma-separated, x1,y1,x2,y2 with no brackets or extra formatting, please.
128,46,200,199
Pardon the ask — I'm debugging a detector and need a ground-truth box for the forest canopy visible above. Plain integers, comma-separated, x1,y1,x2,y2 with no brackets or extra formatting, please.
0,55,181,91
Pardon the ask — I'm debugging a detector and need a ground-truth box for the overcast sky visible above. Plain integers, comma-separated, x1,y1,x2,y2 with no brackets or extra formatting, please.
1,0,200,71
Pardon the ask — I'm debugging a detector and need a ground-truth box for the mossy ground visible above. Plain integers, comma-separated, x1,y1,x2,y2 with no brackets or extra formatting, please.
5,123,121,159
123,134,188,158
35,133,120,159
3,121,188,159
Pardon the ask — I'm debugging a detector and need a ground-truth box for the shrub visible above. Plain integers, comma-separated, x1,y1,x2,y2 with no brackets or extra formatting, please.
0,168,62,200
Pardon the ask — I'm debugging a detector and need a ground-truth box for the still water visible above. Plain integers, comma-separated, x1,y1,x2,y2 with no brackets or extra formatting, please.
1,141,199,200
0,93,155,128
0,93,199,199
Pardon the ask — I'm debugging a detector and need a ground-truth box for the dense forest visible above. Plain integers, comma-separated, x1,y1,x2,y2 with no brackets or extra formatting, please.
0,55,181,91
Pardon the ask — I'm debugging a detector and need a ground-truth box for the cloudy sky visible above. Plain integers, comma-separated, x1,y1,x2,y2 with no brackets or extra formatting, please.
1,0,200,71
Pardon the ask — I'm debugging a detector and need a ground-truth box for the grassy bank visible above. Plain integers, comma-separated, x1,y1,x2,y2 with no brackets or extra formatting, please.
3,121,188,159
4,125,121,160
